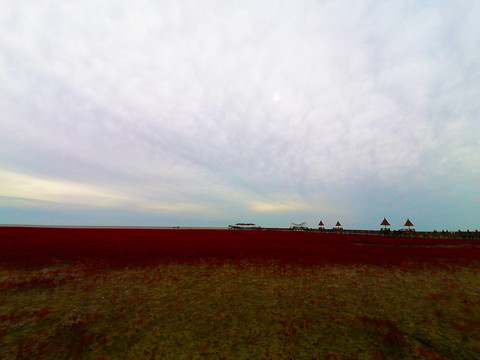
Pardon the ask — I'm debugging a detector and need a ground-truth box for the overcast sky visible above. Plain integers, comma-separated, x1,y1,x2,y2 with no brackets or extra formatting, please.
1,0,479,230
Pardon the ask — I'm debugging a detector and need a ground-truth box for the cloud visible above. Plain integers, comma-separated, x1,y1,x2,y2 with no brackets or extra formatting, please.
0,169,223,216
0,0,479,228
0,169,132,207
250,201,312,213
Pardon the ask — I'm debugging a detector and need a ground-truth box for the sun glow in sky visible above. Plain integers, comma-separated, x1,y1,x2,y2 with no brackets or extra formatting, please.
1,0,479,230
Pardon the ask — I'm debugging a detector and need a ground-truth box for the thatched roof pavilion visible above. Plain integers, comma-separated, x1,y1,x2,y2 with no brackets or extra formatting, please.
380,218,390,229
404,218,414,230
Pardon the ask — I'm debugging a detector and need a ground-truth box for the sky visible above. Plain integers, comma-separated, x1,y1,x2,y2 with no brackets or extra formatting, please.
1,0,479,231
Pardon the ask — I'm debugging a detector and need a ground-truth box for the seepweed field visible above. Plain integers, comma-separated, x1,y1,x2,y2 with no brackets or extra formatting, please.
0,227,479,360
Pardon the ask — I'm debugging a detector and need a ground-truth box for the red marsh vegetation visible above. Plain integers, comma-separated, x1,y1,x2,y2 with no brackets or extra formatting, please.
0,226,479,268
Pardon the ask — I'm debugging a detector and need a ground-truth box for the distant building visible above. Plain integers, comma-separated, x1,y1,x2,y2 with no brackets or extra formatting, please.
380,218,390,229
403,218,415,231
290,222,307,231
228,223,261,230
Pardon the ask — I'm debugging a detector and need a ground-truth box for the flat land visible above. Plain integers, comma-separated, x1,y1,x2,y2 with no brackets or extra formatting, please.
0,227,479,360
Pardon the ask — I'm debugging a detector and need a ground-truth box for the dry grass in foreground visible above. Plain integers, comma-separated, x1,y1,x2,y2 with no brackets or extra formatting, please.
1,261,479,360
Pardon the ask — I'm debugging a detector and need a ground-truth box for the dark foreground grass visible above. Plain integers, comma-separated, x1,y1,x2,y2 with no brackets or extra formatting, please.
1,261,479,360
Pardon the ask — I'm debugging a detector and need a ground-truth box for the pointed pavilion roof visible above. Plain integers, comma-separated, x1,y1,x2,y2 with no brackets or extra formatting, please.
335,221,342,227
404,218,414,227
318,220,324,226
380,218,390,226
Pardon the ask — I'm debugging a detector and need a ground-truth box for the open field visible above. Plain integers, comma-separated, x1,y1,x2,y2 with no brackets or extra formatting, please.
1,227,479,359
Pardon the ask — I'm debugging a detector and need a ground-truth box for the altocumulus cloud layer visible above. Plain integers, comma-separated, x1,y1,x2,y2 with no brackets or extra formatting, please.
1,0,479,229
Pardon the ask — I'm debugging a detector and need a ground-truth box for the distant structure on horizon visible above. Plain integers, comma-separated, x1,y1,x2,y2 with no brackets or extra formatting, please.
228,223,261,229
225,217,479,239
380,218,390,230
404,218,415,231
314,218,415,232
378,217,415,232
290,222,307,230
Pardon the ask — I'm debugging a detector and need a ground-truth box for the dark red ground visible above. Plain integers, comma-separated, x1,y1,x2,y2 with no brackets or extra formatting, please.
0,227,479,268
